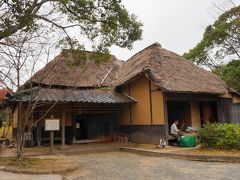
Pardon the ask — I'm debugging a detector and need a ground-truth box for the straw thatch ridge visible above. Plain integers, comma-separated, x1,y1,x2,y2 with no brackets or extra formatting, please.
113,43,228,94
30,50,123,88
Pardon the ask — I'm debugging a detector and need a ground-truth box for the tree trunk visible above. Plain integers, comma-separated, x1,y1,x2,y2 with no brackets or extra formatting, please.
16,101,24,160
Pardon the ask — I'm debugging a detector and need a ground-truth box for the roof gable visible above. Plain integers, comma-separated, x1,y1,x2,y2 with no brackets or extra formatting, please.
114,43,228,94
30,51,123,88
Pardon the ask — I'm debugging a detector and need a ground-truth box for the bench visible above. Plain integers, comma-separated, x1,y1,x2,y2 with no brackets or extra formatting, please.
168,134,176,140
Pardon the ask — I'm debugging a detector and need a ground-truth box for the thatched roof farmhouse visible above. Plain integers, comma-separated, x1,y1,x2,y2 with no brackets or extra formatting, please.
11,42,238,145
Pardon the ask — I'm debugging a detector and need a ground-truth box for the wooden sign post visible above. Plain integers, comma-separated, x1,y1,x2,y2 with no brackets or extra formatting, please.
45,119,60,153
50,130,54,153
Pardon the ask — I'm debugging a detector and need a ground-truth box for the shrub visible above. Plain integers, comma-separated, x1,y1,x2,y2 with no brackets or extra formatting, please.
198,123,240,150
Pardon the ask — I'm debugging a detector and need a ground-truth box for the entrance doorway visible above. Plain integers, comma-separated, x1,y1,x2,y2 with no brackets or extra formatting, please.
75,119,87,140
167,101,191,131
73,114,114,142
167,101,191,145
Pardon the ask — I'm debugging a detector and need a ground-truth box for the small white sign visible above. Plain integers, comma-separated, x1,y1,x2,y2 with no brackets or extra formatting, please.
45,119,60,131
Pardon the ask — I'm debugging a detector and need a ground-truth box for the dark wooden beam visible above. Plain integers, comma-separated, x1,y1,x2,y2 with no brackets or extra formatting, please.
61,107,66,149
163,93,169,143
37,126,41,147
165,93,218,102
129,83,132,125
149,80,153,124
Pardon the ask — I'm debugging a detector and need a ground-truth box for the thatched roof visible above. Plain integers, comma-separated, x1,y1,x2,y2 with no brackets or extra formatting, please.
30,50,123,88
113,43,228,94
30,43,228,95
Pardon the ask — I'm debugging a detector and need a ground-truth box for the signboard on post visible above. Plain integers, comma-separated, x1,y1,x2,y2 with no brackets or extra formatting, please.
45,119,60,153
45,119,60,131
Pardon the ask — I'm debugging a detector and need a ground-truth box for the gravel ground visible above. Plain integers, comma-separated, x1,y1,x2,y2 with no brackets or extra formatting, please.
66,151,240,180
0,171,62,180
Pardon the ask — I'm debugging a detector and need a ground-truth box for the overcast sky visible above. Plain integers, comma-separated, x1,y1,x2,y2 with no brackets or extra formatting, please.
110,0,240,60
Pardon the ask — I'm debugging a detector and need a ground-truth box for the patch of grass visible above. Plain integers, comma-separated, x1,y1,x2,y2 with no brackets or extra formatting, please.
176,148,240,156
0,157,40,169
0,157,48,169
193,148,240,155
0,156,75,171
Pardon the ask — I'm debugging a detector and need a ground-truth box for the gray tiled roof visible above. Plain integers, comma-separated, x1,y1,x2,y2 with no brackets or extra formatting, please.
21,88,135,104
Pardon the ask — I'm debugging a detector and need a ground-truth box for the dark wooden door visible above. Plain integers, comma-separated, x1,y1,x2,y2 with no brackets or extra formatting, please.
75,119,87,140
75,119,81,140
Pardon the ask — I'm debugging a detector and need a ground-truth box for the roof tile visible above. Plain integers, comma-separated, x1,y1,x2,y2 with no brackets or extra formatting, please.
22,88,135,104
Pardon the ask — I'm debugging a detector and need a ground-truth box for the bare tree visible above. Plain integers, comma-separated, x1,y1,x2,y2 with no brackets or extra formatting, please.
0,27,104,160
0,28,59,159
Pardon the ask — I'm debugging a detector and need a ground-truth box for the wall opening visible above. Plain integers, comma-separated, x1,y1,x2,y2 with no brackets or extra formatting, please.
199,101,218,125
167,101,191,131
72,113,116,143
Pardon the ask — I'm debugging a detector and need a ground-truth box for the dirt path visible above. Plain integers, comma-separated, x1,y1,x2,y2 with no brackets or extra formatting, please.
0,171,62,180
66,151,240,180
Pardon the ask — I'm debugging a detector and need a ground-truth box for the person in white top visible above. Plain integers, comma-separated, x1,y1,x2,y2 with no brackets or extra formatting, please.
170,120,182,141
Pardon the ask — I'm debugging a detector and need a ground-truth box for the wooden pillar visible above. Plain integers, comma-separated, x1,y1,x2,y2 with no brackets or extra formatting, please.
50,131,54,153
149,80,153,124
61,107,66,149
163,93,169,143
37,126,41,147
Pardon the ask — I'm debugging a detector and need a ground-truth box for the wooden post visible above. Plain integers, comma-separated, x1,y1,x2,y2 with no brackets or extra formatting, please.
37,126,41,147
45,117,59,153
50,131,54,153
163,93,169,145
61,107,66,149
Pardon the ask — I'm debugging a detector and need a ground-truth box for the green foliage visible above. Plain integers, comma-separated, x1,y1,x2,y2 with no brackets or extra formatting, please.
199,123,240,150
0,0,142,53
65,49,112,67
61,0,142,49
0,0,142,66
184,5,240,68
99,86,113,91
214,60,240,92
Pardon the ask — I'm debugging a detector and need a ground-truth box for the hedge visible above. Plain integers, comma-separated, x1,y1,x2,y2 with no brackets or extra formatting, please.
198,123,240,150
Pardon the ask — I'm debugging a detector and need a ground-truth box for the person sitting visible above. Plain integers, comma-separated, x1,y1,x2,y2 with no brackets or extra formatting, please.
170,120,183,141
